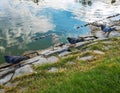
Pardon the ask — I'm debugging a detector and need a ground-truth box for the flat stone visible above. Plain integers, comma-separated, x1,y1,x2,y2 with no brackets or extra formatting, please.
58,51,71,57
47,56,59,63
0,73,13,85
77,56,93,61
22,56,42,66
93,50,105,55
33,56,58,66
0,68,15,78
32,57,48,66
40,45,69,57
13,65,34,79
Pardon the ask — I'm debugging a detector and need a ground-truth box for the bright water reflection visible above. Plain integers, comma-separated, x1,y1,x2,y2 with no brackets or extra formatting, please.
0,0,120,63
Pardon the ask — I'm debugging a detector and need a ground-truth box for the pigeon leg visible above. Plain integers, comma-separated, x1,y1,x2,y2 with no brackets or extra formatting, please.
106,32,111,37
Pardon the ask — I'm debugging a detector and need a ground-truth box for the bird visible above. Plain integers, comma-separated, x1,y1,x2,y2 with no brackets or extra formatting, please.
4,55,30,64
100,24,117,37
111,0,116,4
67,37,84,44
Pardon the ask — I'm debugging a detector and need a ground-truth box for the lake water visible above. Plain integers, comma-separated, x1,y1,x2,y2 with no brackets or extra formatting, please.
0,0,120,64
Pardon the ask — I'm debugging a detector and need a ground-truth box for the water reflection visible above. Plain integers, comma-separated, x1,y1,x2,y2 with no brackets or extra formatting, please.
0,0,120,63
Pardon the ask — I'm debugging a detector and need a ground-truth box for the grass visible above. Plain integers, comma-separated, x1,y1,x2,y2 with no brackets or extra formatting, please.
2,37,120,93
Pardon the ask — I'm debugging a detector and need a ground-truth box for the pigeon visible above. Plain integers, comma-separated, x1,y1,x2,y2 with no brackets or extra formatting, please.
100,24,117,37
4,55,29,64
67,37,84,44
111,0,116,4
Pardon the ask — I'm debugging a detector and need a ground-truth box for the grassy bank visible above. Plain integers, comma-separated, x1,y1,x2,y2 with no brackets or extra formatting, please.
2,37,120,93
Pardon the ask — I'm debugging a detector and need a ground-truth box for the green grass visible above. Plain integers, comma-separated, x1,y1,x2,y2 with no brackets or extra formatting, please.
2,37,120,93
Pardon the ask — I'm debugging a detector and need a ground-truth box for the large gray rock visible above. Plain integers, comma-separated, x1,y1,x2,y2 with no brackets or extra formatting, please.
13,65,34,79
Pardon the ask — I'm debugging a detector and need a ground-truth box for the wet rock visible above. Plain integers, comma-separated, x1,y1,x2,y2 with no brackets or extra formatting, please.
111,0,116,4
0,73,13,85
77,56,93,61
13,65,34,79
93,50,105,55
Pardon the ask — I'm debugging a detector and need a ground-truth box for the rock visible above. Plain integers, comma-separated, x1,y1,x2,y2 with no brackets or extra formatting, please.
0,68,15,79
0,73,13,85
58,51,71,57
109,31,120,38
33,56,59,66
93,50,105,55
5,82,19,88
22,56,42,66
48,67,58,73
66,61,75,65
102,41,112,44
32,57,48,66
13,65,34,79
87,42,98,47
0,89,5,93
77,56,93,61
47,56,59,63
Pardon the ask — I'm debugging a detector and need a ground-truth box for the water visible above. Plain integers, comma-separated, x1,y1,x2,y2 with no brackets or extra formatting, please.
0,0,120,64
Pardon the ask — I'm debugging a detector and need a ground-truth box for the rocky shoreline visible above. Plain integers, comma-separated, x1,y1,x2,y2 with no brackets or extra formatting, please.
0,30,120,85
0,18,120,91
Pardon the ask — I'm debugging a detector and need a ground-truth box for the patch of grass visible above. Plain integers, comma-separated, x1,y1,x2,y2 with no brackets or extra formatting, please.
0,85,4,89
